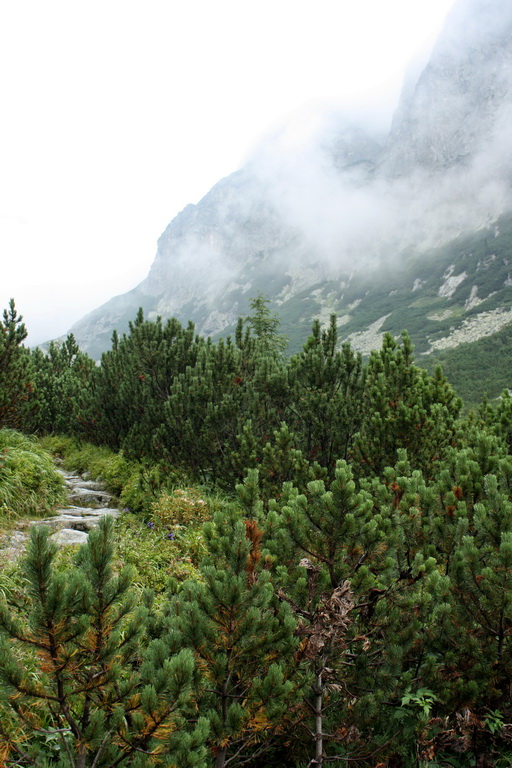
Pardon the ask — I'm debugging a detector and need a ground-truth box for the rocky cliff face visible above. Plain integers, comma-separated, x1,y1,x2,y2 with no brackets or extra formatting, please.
69,0,512,367
138,169,297,336
380,0,512,182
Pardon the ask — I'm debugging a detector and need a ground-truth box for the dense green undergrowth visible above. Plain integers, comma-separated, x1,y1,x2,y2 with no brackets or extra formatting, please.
5,433,512,766
426,324,512,408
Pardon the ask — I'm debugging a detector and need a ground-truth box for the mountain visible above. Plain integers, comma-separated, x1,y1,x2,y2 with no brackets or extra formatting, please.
68,0,512,403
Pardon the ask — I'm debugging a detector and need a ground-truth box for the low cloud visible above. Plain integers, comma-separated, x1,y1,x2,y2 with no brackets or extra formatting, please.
226,0,512,279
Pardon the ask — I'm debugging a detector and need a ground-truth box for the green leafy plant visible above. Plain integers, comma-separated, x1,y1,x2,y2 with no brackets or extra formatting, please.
396,687,439,720
483,709,505,735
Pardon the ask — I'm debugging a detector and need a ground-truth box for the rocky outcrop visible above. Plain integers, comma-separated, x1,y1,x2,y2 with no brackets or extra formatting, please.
425,306,512,353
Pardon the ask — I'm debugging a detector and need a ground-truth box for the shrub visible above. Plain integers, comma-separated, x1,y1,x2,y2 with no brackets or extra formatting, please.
151,487,211,527
41,437,134,495
119,463,172,515
41,436,187,514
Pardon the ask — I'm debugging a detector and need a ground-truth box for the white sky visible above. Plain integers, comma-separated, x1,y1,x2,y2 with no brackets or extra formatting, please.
0,0,457,345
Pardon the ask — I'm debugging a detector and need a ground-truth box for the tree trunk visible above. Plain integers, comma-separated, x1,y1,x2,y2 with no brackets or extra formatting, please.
312,662,324,766
215,747,227,768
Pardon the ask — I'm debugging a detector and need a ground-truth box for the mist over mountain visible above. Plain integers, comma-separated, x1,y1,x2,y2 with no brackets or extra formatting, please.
69,0,512,395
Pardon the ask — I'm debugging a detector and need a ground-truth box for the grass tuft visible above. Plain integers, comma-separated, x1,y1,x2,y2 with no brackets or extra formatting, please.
0,430,66,520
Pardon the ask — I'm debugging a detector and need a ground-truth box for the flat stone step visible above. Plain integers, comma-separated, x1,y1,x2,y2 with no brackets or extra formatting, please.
53,505,97,516
50,529,89,547
57,470,84,481
73,480,107,491
67,487,113,505
31,508,120,528
3,545,29,563
52,505,119,516
2,530,29,547
57,517,103,532
88,507,121,516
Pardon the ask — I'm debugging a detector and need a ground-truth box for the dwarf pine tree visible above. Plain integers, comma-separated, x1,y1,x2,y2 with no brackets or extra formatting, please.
246,293,288,358
162,506,299,768
0,517,208,767
0,299,31,429
27,334,96,437
353,332,461,479
91,312,203,457
487,389,512,451
288,315,364,469
263,461,395,764
158,337,245,482
120,314,202,459
263,457,451,764
443,467,512,708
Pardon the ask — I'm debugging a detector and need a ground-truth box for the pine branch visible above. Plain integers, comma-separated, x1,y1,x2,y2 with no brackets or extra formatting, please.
90,731,113,768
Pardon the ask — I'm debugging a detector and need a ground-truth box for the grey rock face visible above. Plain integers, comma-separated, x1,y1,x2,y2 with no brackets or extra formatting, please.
138,170,291,328
380,0,512,177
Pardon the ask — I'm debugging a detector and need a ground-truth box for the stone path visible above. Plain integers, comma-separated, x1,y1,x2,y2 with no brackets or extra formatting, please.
1,469,121,561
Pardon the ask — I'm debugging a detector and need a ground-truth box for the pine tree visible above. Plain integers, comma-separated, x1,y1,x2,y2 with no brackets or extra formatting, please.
261,461,389,764
92,311,203,457
0,517,208,767
27,334,97,436
162,506,299,768
442,466,512,710
481,388,512,452
246,293,288,358
0,299,31,429
258,422,312,499
263,457,449,764
353,332,461,479
158,336,244,482
288,316,364,469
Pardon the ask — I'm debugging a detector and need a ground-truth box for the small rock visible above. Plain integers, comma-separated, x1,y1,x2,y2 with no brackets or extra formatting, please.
57,470,83,482
29,518,63,530
2,546,26,563
53,505,95,517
